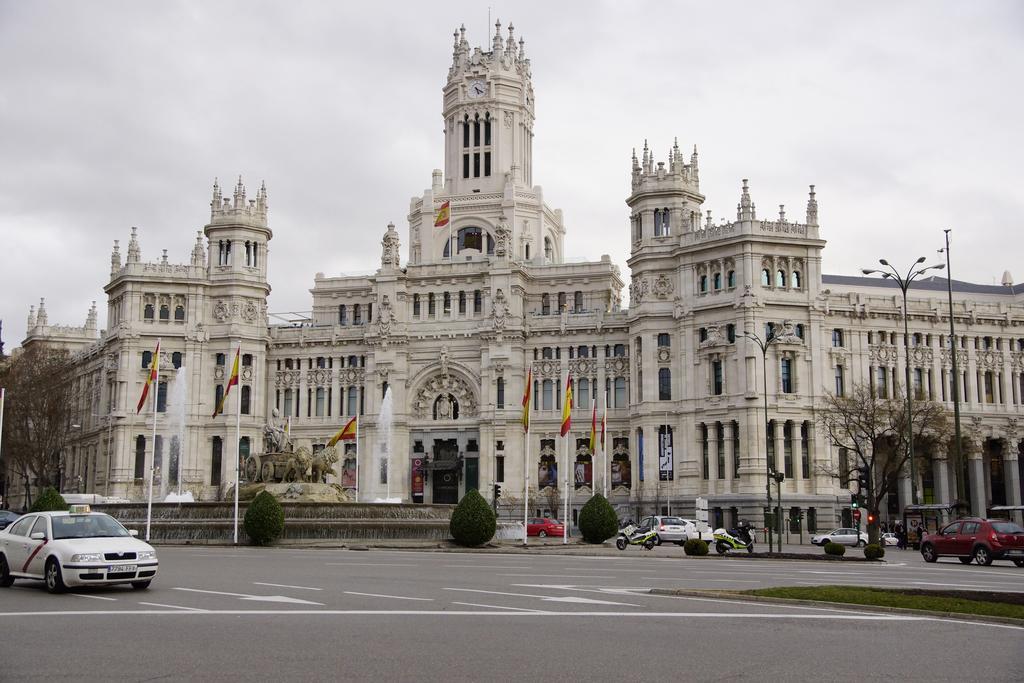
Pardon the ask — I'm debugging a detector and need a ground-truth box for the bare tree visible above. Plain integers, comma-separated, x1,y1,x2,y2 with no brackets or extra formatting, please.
0,346,75,506
817,382,951,543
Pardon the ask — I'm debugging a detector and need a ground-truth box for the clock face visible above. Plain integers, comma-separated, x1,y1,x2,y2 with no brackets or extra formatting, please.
468,80,487,99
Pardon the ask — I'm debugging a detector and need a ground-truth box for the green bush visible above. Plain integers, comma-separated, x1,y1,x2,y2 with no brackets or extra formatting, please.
864,543,885,560
449,489,496,547
243,490,285,546
683,538,709,556
577,494,618,544
30,487,68,513
824,541,846,557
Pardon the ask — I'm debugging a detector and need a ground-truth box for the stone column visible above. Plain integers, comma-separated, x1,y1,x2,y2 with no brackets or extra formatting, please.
932,444,951,505
898,475,912,514
968,439,987,517
708,424,720,492
773,421,785,480
723,420,735,491
793,421,804,493
1002,437,1022,508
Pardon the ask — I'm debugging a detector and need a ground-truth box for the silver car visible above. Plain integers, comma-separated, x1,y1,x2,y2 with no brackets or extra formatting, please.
638,516,690,545
811,527,869,547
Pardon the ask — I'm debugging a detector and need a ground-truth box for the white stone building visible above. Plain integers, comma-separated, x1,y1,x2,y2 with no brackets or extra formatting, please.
6,22,1023,530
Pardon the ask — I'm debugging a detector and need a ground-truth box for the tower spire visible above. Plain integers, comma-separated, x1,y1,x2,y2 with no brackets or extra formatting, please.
806,184,818,225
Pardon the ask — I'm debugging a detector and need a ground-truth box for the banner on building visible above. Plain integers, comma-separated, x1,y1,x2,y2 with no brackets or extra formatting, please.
658,424,674,481
411,457,424,504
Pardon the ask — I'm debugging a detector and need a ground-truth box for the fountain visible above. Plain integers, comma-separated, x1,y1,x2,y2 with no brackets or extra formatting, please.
374,386,401,503
163,367,192,501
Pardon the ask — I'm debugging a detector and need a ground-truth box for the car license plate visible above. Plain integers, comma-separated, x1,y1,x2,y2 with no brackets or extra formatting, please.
110,564,138,573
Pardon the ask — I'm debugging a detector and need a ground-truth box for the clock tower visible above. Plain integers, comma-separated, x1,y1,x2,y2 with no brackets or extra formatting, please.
407,21,563,265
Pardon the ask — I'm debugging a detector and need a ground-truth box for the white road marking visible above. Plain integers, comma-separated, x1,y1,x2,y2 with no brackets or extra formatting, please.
443,587,638,606
171,587,323,606
498,573,617,579
324,562,416,567
451,602,545,612
640,577,762,583
253,582,323,591
138,602,207,612
443,565,532,569
69,593,117,601
344,591,433,601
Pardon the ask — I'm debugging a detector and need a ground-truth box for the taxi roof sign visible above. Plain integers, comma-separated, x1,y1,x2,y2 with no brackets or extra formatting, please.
69,504,91,514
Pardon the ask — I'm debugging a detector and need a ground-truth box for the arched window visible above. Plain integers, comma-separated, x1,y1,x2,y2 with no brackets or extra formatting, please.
727,324,736,343
776,270,786,288
412,295,420,317
578,377,590,408
541,293,550,315
699,275,708,293
791,271,802,288
241,386,251,415
558,292,566,311
713,272,722,290
443,292,451,315
142,350,152,369
159,304,170,320
761,269,770,286
541,379,554,410
524,243,531,260
353,304,362,325
727,270,735,288
544,237,553,261
338,304,347,325
457,226,493,254
428,293,436,316
699,328,708,343
172,352,182,369
458,291,466,314
282,388,292,417
658,368,671,400
174,305,185,321
144,303,154,320
614,376,626,407
573,291,583,312
157,381,168,412
662,207,671,235
653,208,662,237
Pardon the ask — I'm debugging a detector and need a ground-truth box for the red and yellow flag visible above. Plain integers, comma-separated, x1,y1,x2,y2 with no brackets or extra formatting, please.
135,340,160,413
521,370,532,433
327,415,358,448
212,346,241,417
560,374,573,437
434,200,451,228
589,400,598,453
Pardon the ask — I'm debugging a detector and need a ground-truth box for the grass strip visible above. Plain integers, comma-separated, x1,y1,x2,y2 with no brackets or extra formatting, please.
744,586,1024,621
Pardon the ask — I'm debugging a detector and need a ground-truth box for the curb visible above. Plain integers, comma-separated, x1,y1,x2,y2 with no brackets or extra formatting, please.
649,588,1024,627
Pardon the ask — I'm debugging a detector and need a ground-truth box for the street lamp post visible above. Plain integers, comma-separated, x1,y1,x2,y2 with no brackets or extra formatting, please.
744,330,781,553
861,257,945,512
938,230,966,507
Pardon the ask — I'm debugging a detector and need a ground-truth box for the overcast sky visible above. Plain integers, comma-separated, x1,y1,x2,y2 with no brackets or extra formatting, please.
1,1,1021,349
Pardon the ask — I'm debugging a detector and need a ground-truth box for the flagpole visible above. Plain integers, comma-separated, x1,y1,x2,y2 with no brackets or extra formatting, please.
233,341,241,545
145,338,160,542
523,386,530,547
562,430,569,544
0,389,6,503
354,415,359,503
602,391,608,498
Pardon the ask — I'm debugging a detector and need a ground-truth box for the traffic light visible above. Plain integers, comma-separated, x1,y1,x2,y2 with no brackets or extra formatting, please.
493,483,502,500
867,512,876,525
850,493,859,509
856,465,870,491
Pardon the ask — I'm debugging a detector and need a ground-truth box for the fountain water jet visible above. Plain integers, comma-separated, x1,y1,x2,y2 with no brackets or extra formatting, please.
374,386,399,503
164,366,192,501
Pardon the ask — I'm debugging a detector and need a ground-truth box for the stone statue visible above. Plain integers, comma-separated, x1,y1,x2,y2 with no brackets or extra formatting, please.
264,408,292,453
309,447,340,483
377,294,396,337
491,288,508,331
440,345,450,376
436,393,454,420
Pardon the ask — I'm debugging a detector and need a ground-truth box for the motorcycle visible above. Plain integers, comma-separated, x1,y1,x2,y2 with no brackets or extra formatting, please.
616,523,659,550
712,522,756,555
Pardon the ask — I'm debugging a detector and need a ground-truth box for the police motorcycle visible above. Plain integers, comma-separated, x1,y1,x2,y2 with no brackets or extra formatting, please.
616,521,659,550
712,521,756,555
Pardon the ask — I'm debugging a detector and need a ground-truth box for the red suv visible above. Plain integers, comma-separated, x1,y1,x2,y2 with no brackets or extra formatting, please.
920,518,1024,566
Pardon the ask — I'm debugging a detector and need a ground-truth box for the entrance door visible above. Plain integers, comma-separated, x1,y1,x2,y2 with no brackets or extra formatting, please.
432,439,460,504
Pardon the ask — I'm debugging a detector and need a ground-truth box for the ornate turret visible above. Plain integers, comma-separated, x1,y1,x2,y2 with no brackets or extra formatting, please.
191,231,206,266
27,304,36,330
208,176,269,229
110,239,121,276
806,184,818,226
737,179,756,221
85,301,97,333
36,298,48,327
127,226,141,263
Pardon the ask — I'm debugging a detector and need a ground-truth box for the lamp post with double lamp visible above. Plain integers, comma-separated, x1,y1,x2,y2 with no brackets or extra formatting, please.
861,257,945,512
938,231,966,507
743,330,782,553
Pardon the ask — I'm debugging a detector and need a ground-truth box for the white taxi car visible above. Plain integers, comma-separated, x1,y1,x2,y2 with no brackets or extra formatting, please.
0,506,158,593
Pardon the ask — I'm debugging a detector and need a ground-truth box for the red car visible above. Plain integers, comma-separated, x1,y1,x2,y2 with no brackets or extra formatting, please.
527,518,564,538
920,518,1024,566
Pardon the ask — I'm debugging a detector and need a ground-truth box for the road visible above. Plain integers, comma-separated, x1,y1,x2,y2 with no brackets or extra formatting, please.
2,547,1022,681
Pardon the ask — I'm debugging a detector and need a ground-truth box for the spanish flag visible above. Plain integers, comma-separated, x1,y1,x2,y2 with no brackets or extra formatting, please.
135,340,160,414
212,346,241,417
434,200,451,228
521,370,532,433
560,374,573,437
328,415,358,447
589,400,598,453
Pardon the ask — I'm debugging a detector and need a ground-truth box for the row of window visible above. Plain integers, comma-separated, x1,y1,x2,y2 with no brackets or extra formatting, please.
760,268,802,289
532,377,629,410
215,239,259,267
143,303,186,322
461,114,492,179
276,356,364,370
766,420,812,480
699,421,741,480
835,329,1024,352
275,386,363,418
698,270,736,293
532,344,627,360
337,303,373,326
540,291,585,315
141,351,257,370
413,290,482,317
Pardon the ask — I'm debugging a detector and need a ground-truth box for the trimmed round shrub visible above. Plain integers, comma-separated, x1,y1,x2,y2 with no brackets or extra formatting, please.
824,541,846,557
683,538,709,556
244,490,285,546
864,543,885,560
30,486,68,513
449,488,496,547
577,494,618,544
